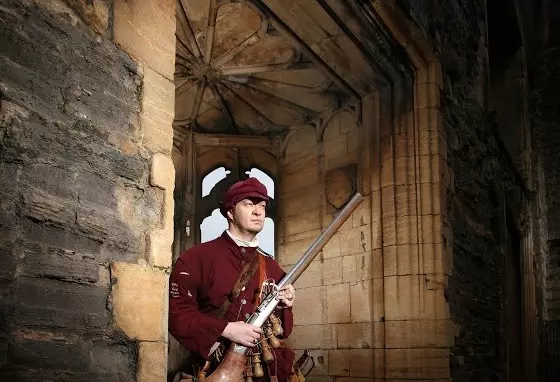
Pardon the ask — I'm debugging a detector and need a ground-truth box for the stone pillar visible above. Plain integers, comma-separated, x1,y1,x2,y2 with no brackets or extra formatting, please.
371,1,453,379
111,1,176,380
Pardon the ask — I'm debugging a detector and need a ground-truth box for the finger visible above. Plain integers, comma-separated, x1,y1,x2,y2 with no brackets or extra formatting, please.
251,326,263,334
241,339,254,347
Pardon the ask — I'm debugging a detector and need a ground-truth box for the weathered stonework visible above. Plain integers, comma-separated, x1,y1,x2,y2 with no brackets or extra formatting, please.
0,0,175,380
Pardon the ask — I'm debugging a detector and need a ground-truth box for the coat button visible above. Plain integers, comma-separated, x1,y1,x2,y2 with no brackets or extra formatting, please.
241,247,246,254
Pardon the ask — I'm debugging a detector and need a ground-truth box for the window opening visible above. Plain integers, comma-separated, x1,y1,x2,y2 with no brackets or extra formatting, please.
202,167,231,197
199,167,276,257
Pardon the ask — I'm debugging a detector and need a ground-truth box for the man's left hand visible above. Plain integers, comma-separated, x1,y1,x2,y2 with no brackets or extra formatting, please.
277,284,295,308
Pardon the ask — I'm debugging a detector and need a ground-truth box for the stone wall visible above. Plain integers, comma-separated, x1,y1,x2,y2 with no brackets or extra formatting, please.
279,111,376,379
398,0,537,380
0,0,175,380
532,41,560,382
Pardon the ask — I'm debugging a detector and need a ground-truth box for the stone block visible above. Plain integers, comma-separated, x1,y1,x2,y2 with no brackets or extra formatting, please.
381,215,419,246
14,277,110,332
340,226,371,256
287,324,332,349
350,281,373,323
284,126,319,160
137,341,167,382
385,319,453,348
21,242,100,284
422,242,451,276
419,182,444,216
420,214,443,244
385,348,450,379
347,131,359,154
335,323,373,349
327,283,350,323
283,228,322,245
22,188,74,226
384,275,449,321
150,153,175,191
90,341,137,377
8,330,89,371
111,262,167,341
0,241,16,281
294,260,322,288
326,151,358,172
282,151,320,175
280,164,320,192
63,0,110,35
76,205,141,252
372,278,384,322
278,236,316,267
371,217,382,250
382,245,419,276
417,108,442,135
352,199,372,227
342,255,357,283
282,185,323,216
323,257,343,285
322,233,341,259
419,154,444,185
373,322,384,348
380,155,416,188
371,250,383,279
140,67,174,155
347,251,377,281
417,82,441,110
284,209,322,237
349,349,374,377
147,229,173,268
293,286,324,325
113,0,175,79
373,349,385,378
328,349,350,376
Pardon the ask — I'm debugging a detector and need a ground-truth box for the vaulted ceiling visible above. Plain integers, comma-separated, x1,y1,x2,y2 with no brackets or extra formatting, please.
173,0,412,143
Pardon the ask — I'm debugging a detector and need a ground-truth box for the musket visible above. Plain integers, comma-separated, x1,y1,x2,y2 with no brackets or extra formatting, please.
205,193,364,382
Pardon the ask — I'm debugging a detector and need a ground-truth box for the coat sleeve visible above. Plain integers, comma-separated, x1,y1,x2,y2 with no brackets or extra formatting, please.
168,253,229,360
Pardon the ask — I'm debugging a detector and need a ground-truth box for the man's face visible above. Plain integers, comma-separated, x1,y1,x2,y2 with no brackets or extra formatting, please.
228,198,266,234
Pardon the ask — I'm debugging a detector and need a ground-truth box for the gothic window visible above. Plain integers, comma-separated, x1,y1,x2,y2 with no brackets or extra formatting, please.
199,166,276,257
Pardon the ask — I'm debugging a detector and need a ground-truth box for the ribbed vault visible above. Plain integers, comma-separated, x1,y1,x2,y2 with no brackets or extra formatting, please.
174,0,353,139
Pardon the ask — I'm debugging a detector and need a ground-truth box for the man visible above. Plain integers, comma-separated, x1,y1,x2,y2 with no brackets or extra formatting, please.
169,177,297,381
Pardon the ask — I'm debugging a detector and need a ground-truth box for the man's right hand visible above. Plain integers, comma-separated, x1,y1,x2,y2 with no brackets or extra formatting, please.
221,321,263,347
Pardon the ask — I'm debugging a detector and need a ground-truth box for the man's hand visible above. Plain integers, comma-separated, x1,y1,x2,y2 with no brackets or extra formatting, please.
277,284,295,308
222,321,263,347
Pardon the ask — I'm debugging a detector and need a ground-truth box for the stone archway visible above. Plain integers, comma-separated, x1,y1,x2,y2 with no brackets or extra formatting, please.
105,0,449,380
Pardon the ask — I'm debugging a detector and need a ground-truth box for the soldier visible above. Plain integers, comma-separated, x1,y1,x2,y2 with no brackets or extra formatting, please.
169,177,297,381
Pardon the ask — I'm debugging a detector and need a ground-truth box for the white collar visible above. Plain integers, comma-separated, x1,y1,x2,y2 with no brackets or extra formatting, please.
226,230,259,248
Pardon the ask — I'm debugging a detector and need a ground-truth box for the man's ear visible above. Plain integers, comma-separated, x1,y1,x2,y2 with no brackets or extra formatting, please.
226,209,234,221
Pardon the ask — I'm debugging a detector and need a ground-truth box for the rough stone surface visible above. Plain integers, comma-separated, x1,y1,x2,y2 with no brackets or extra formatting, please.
0,1,160,379
397,0,535,380
111,262,168,342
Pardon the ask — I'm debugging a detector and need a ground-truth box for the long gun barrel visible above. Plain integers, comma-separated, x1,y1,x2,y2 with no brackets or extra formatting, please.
246,192,364,329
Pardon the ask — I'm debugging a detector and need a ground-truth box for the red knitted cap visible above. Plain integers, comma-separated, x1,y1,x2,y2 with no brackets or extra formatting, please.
220,177,269,216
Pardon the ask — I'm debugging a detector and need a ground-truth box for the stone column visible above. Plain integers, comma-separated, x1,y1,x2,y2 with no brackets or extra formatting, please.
111,1,176,380
371,2,453,380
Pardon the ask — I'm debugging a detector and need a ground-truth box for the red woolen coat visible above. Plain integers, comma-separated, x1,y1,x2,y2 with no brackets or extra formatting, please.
169,232,295,380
